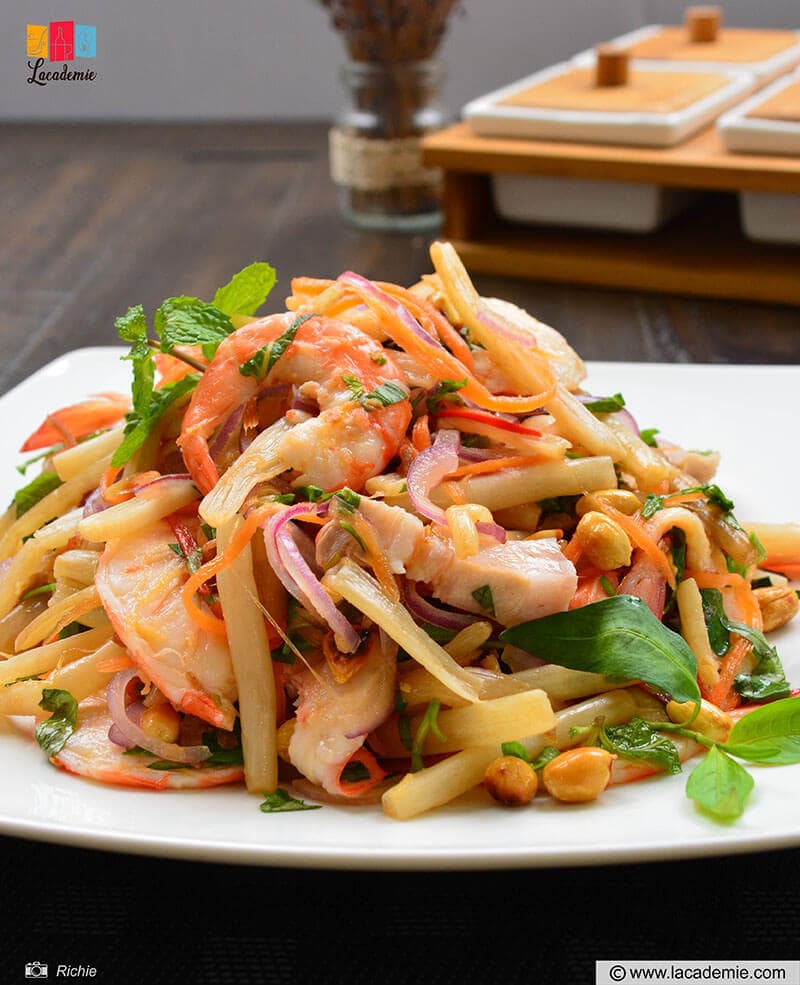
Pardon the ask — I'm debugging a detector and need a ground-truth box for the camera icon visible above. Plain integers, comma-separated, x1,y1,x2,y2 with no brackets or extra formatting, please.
25,962,49,979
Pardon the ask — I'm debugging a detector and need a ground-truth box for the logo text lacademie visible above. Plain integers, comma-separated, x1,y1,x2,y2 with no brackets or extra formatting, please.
26,21,97,86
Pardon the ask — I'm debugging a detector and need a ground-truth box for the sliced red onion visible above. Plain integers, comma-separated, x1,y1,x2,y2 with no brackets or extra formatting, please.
264,504,360,653
476,308,534,348
406,429,460,527
106,669,209,765
338,272,446,350
403,579,477,631
133,473,195,495
82,487,110,518
476,521,507,543
208,403,246,463
457,445,512,462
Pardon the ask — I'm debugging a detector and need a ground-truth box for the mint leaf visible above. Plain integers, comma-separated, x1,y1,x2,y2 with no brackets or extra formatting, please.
154,296,234,361
115,304,148,346
721,696,800,765
111,374,199,468
502,595,701,708
640,428,660,447
583,393,626,414
12,472,63,518
260,788,321,812
471,584,496,618
35,688,78,757
212,262,277,316
686,745,754,820
600,717,682,775
239,313,313,381
117,305,155,418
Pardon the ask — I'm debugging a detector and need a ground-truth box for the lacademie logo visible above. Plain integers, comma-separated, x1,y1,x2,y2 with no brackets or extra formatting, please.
26,21,97,86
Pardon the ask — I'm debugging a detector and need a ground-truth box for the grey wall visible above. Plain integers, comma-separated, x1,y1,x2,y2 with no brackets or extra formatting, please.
2,1,798,121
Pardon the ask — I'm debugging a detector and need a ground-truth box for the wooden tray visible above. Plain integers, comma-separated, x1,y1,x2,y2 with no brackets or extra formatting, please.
421,122,800,305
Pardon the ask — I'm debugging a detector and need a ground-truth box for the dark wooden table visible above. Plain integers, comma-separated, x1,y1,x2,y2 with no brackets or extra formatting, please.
1,123,799,985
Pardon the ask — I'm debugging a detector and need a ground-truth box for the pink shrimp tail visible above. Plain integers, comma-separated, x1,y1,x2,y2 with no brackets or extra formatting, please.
178,431,219,496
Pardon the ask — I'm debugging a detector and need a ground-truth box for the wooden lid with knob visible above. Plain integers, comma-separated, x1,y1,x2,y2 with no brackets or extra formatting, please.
595,45,630,87
685,5,722,43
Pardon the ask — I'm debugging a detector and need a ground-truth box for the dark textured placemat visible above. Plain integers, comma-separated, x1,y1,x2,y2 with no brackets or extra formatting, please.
2,835,799,985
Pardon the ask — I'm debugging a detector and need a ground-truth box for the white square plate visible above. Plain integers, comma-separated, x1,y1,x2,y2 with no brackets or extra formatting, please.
0,349,798,869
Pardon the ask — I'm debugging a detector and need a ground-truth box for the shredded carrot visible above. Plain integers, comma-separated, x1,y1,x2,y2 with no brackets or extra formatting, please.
562,537,584,564
442,480,467,505
662,491,706,508
411,414,431,452
181,505,275,638
350,512,400,602
599,503,676,588
379,282,475,371
763,560,800,579
445,455,542,480
97,652,134,674
100,469,161,506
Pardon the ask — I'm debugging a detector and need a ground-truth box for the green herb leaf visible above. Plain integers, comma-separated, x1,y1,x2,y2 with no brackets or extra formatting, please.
239,313,313,381
16,446,63,476
111,374,199,468
146,759,195,771
57,621,89,640
583,393,626,414
35,688,78,757
260,788,321,813
334,488,360,513
720,696,800,765
21,582,56,600
202,730,244,767
599,575,617,597
502,595,701,707
686,745,754,820
670,529,687,586
411,699,445,772
168,541,203,577
154,296,234,361
427,379,467,414
342,374,364,399
212,262,277,316
500,740,531,763
361,380,408,409
4,673,41,687
471,584,496,618
600,717,682,775
734,643,790,703
640,428,660,447
641,493,664,520
699,588,731,657
340,760,371,784
339,520,366,552
530,746,561,771
398,713,413,752
12,472,63,518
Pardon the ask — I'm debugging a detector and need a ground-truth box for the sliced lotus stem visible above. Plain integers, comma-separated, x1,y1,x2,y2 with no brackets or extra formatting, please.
199,418,292,529
676,577,720,690
0,625,113,686
14,585,102,652
79,480,199,543
53,549,100,586
52,427,123,481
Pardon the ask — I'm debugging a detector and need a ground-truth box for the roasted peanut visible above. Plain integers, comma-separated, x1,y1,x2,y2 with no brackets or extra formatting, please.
666,698,733,743
140,703,181,744
574,511,632,570
576,489,641,517
541,747,613,803
277,717,296,763
484,755,538,806
754,585,799,633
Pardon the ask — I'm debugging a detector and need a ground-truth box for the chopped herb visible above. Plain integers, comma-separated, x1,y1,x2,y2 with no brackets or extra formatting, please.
670,529,687,586
500,741,531,763
641,493,663,520
202,730,244,767
370,352,388,366
530,746,561,771
748,531,767,564
583,393,626,414
334,488,360,513
239,313,314,382
421,623,457,644
12,472,63,518
460,434,492,449
599,575,617,597
398,713,413,752
168,541,203,576
16,446,62,476
427,379,467,414
4,673,41,688
471,584,496,618
750,575,773,590
538,496,577,515
640,428,660,447
58,622,90,640
296,484,327,503
699,588,732,657
22,582,56,600
599,718,682,775
147,759,195,771
273,644,296,665
200,522,216,541
343,376,408,411
269,493,295,505
459,326,484,350
394,690,408,714
35,688,78,757
411,699,445,772
260,788,321,813
340,760,371,784
339,521,366,552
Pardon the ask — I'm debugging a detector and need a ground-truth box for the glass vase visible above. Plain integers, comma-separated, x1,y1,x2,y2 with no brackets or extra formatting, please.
329,60,445,232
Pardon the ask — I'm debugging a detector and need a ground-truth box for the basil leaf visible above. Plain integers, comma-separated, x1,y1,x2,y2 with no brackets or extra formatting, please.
212,262,277,317
640,428,660,447
239,313,313,381
154,296,234,361
720,696,800,765
471,585,496,618
699,588,731,657
111,374,199,468
35,688,78,757
583,393,626,414
260,788,321,813
600,717,682,775
12,472,63,518
502,595,701,707
686,745,754,820
734,644,790,703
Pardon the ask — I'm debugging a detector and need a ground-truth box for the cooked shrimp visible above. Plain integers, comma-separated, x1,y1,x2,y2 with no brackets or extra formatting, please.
52,696,244,789
20,392,130,451
178,313,412,495
95,520,238,729
288,629,395,797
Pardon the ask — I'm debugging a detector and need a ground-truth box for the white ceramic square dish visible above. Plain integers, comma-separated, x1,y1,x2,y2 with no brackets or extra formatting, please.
718,71,800,155
1,349,799,870
574,24,800,86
